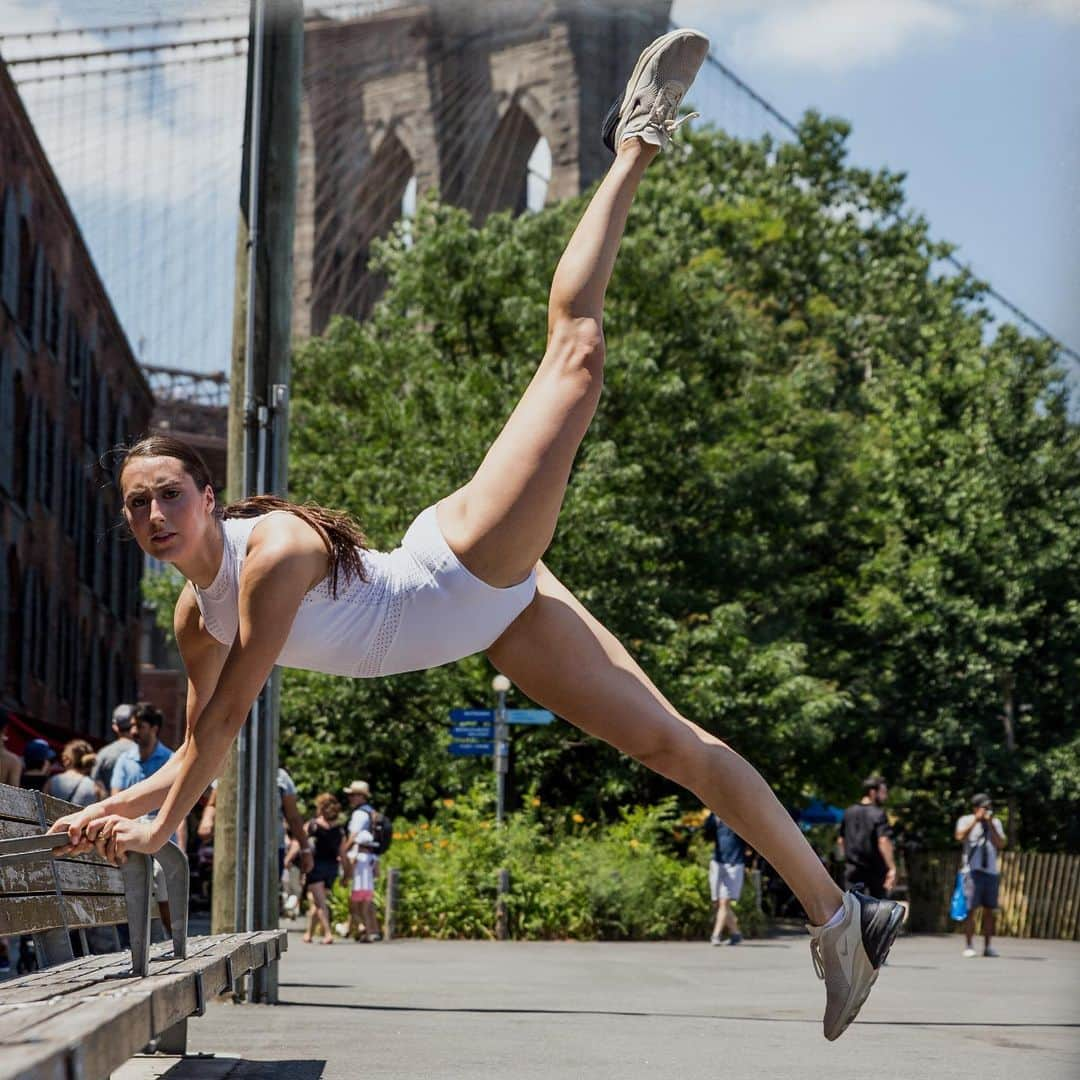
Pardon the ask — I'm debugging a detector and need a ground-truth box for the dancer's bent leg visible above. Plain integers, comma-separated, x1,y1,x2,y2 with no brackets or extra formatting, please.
438,140,658,588
487,564,844,926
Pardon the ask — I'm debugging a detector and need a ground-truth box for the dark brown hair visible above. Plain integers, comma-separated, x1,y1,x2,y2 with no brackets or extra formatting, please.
117,434,368,596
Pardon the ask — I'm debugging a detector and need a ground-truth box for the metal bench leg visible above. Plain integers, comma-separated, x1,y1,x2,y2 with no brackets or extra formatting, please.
123,853,153,976
153,841,189,960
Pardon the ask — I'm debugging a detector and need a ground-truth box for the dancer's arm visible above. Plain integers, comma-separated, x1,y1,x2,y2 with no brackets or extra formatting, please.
50,586,229,852
88,520,328,862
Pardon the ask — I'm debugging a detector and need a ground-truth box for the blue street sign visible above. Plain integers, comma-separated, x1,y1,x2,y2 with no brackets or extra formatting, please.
449,741,494,757
451,724,493,739
507,709,555,725
450,708,494,724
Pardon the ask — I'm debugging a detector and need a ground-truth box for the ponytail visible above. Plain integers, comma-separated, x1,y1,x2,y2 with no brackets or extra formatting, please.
222,494,368,596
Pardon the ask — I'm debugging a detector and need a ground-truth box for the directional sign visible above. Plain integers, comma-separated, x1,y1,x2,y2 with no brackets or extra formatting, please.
507,709,555,725
450,708,494,724
449,741,494,757
451,723,493,739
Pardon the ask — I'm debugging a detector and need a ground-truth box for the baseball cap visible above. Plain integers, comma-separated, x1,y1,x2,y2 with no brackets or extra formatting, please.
112,704,136,729
972,792,993,808
24,738,57,766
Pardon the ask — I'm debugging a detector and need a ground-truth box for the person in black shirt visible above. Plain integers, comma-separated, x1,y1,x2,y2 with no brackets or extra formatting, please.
303,793,344,944
838,776,896,899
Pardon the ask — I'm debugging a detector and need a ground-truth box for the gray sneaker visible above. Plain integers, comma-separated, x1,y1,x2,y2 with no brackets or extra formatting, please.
601,28,710,153
807,890,904,1041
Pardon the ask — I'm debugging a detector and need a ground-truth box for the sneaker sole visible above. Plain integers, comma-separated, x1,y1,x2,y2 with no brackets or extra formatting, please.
601,28,706,151
826,903,905,1041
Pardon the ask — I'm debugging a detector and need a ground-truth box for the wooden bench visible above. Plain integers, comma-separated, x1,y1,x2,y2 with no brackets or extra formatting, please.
0,782,286,1080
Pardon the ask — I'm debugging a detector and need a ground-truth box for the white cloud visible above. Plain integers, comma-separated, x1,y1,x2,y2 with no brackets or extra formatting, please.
726,0,962,74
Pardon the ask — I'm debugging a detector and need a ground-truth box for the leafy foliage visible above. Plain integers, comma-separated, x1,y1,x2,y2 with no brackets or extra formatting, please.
275,114,1078,850
325,787,764,940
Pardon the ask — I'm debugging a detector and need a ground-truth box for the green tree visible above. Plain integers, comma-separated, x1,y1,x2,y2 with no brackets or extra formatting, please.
269,114,1078,848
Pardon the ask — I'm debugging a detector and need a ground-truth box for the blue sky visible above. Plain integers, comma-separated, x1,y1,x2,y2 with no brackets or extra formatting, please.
673,0,1080,365
2,0,1077,376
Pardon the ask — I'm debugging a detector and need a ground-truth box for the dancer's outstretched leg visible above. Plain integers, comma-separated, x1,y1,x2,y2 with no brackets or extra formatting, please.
478,26,902,1042
437,139,655,588
489,564,903,1041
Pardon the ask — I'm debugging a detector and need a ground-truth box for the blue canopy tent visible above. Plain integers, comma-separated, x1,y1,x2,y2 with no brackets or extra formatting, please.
798,798,844,829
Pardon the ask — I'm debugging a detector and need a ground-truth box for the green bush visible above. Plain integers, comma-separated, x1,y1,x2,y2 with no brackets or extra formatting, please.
332,788,767,941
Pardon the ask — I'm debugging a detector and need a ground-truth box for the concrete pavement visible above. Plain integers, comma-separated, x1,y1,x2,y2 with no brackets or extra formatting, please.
117,928,1080,1080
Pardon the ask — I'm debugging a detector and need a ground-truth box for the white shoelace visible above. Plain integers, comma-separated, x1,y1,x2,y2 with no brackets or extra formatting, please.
649,85,699,139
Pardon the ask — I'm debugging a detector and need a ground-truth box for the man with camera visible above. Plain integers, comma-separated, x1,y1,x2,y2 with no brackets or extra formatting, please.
955,793,1007,957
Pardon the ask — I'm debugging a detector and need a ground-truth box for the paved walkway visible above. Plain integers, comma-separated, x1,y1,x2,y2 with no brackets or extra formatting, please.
117,929,1080,1080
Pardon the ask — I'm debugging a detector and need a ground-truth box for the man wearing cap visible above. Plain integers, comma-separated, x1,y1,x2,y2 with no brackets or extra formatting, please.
91,704,138,794
341,780,382,941
955,793,1007,958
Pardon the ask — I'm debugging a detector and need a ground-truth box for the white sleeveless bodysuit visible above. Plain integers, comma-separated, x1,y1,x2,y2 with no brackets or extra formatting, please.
191,506,537,678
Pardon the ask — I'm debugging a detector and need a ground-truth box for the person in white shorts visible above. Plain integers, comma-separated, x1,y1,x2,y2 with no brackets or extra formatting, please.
705,812,746,946
343,829,379,943
52,28,903,1041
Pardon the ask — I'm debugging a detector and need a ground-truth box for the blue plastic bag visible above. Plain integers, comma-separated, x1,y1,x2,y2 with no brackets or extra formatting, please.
950,871,969,921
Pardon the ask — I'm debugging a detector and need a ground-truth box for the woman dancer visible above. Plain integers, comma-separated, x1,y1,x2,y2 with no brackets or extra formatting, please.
52,29,901,1040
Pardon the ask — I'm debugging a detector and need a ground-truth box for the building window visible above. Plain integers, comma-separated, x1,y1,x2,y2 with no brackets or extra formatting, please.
12,373,28,507
97,375,111,453
45,268,62,356
0,350,13,494
40,412,55,509
17,219,35,341
82,356,97,444
0,188,17,317
66,320,80,393
32,579,48,684
5,549,21,696
79,480,95,585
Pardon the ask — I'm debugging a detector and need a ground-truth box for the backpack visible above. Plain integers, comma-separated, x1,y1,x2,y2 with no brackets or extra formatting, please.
369,808,393,855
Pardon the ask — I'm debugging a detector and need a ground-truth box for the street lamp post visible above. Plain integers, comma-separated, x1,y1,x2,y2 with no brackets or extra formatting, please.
492,674,511,825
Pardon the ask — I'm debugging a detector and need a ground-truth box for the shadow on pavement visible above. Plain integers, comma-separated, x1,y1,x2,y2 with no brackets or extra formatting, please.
276,999,1080,1028
154,1059,327,1079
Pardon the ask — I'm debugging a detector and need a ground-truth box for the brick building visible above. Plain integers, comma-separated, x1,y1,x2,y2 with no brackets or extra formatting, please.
0,59,154,748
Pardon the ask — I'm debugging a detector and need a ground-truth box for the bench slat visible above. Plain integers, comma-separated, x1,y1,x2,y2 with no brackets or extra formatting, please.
0,787,76,826
0,892,128,935
0,859,124,897
0,994,153,1080
0,932,286,1080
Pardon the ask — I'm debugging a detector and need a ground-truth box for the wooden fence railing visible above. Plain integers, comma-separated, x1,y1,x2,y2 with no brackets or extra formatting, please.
904,850,1080,940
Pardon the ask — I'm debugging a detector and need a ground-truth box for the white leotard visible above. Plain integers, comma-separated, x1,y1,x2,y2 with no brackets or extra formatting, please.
191,506,537,678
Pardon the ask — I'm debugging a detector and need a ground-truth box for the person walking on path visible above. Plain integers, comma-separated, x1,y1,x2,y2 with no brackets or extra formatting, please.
341,780,382,942
704,811,747,946
303,793,344,945
52,28,903,1040
91,704,138,794
838,776,897,900
956,793,1006,958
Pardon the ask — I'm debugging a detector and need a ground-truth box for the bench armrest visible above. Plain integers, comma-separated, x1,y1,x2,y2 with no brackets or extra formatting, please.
154,841,190,960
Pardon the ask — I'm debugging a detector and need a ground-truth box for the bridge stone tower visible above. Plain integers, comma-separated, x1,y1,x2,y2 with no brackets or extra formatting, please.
293,0,672,336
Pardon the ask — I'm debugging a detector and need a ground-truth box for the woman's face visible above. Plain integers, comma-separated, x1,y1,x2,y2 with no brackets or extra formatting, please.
120,455,215,563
